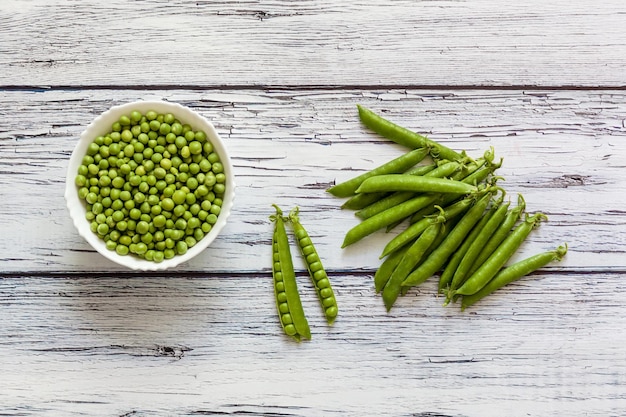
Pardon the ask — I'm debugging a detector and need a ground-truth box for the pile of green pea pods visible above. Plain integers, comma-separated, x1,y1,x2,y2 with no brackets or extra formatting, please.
75,110,226,263
328,105,567,311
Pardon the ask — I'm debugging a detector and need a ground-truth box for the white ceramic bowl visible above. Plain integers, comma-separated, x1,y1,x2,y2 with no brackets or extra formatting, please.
65,100,235,271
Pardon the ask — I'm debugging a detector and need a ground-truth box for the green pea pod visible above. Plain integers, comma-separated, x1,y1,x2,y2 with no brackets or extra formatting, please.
327,147,431,197
355,191,416,220
466,194,526,277
399,215,459,297
288,207,338,324
405,157,487,226
461,244,568,310
342,192,446,248
356,175,478,195
356,160,461,220
356,105,463,162
401,189,495,288
453,212,548,298
448,198,512,295
408,151,500,226
342,163,438,211
342,191,390,211
374,243,411,293
380,195,474,258
382,207,446,311
438,194,501,296
270,205,311,341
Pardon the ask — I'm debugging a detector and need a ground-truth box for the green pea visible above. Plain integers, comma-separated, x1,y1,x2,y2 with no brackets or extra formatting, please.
283,324,297,336
160,198,174,212
141,233,153,244
153,251,164,263
176,241,188,255
115,244,129,256
135,220,149,235
153,215,166,228
316,278,330,289
172,190,186,205
173,205,186,218
281,313,293,325
320,288,333,299
75,175,87,187
214,184,225,195
188,141,202,155
96,223,109,235
212,162,224,174
121,130,133,142
313,270,326,281
175,219,187,230
85,192,98,204
325,306,338,319
193,228,204,241
87,143,100,156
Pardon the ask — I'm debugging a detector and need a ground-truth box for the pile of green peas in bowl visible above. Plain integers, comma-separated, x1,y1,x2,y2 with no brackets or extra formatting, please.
65,101,235,271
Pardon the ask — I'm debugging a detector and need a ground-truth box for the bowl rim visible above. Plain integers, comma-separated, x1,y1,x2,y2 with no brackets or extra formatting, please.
65,100,236,271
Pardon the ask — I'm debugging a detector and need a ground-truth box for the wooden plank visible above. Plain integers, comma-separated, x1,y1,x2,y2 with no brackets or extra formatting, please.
1,0,626,87
0,273,624,416
1,88,624,273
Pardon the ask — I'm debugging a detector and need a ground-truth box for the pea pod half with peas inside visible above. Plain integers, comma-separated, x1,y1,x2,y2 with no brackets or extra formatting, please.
289,207,338,324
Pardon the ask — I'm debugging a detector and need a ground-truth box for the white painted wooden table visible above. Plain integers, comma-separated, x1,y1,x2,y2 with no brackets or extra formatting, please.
1,1,625,416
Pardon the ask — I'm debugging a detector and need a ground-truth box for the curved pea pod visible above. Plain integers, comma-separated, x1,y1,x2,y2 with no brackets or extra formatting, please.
453,212,549,298
382,207,446,311
327,147,431,198
356,104,463,162
461,244,568,310
288,207,338,324
401,188,496,289
270,205,311,341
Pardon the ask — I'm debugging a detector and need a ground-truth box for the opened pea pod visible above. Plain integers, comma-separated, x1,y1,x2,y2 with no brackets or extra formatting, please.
289,207,338,324
270,205,311,341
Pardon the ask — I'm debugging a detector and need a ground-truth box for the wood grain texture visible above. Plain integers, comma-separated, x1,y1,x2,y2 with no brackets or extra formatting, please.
1,273,624,417
1,0,626,87
0,88,624,273
2,1,626,415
